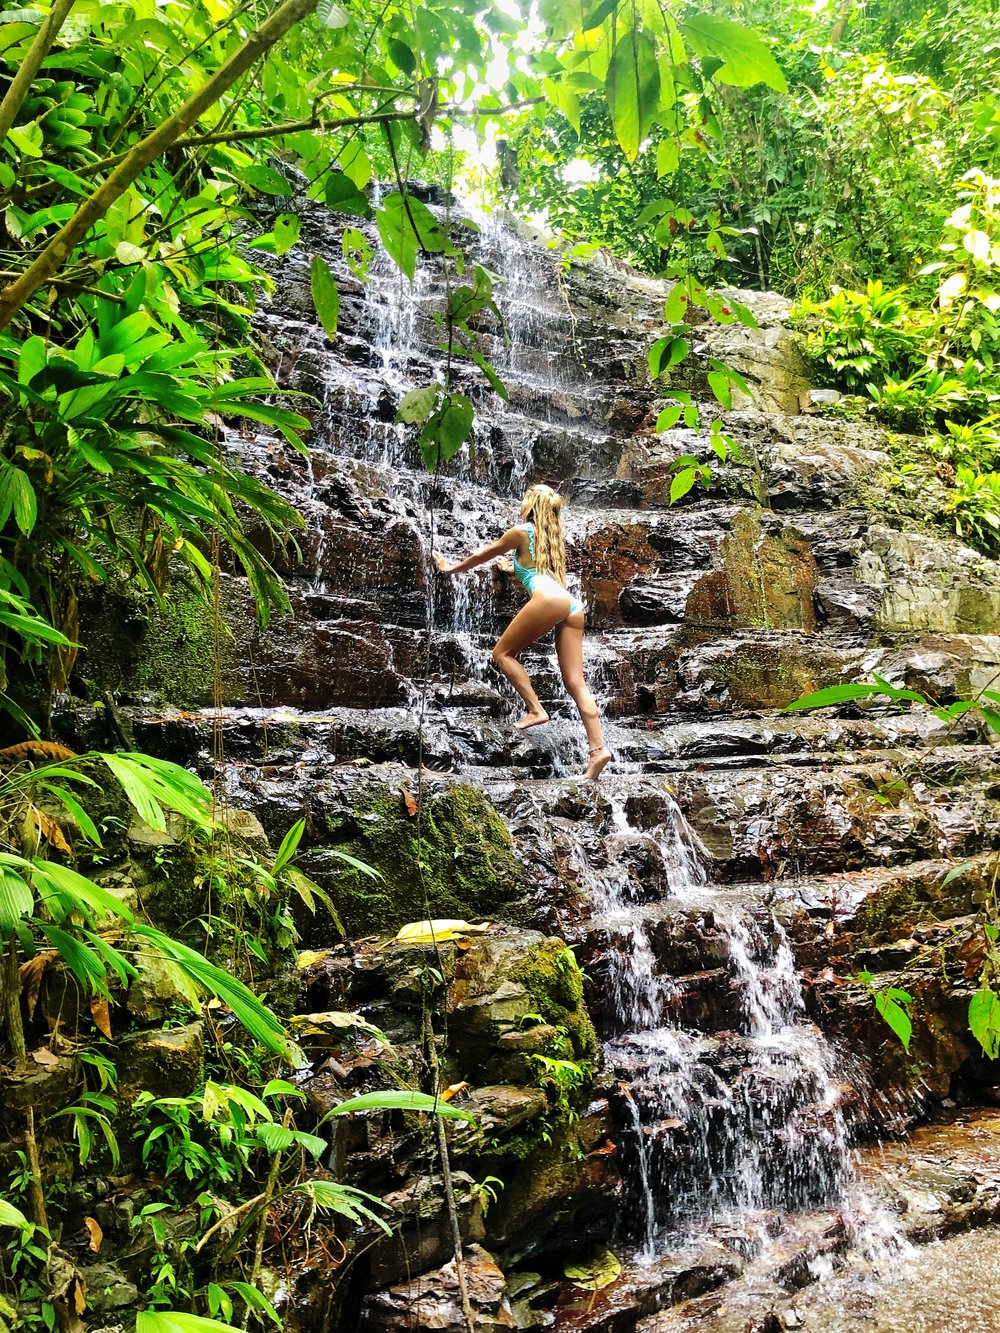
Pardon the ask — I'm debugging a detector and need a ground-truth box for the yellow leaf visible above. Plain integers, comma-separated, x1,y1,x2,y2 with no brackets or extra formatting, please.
394,920,492,945
564,1247,623,1292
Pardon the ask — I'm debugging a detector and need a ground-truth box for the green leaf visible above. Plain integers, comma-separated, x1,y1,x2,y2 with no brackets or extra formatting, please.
310,256,340,342
296,1180,393,1234
564,1247,623,1291
783,684,885,712
326,172,370,218
656,405,684,431
255,1122,294,1153
941,860,977,887
228,1284,281,1328
680,13,787,92
0,869,34,933
396,385,438,425
134,925,298,1062
237,165,292,196
317,0,349,26
0,1200,32,1233
648,336,688,378
708,370,732,408
873,988,912,1052
320,1089,474,1123
656,139,679,178
137,1315,244,1333
669,467,698,504
419,393,474,471
388,38,416,74
606,29,660,162
969,987,1000,1059
377,193,454,284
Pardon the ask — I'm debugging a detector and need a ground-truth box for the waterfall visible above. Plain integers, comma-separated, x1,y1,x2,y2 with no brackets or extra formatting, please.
596,793,869,1263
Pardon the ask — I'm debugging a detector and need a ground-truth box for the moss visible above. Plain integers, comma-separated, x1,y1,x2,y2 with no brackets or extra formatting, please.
510,941,598,1063
77,574,241,707
312,778,528,939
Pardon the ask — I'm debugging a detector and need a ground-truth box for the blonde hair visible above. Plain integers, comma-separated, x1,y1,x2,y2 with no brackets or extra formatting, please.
522,484,567,585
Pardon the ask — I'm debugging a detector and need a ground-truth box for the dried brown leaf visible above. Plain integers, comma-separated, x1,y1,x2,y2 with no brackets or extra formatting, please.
90,994,112,1039
402,790,418,818
31,1047,59,1066
19,950,57,1020
32,806,72,853
84,1217,103,1253
0,741,77,763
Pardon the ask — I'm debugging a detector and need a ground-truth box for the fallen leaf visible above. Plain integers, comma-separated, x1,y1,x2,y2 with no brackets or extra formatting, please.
19,950,57,1020
394,919,491,945
402,790,418,818
31,806,71,853
90,994,112,1039
0,740,77,763
84,1217,103,1253
31,1047,59,1066
441,1082,470,1103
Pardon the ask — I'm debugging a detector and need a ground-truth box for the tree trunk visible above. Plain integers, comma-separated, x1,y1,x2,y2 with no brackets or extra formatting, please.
0,0,321,331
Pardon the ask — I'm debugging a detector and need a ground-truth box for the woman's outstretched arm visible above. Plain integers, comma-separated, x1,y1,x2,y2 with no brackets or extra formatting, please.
434,528,521,575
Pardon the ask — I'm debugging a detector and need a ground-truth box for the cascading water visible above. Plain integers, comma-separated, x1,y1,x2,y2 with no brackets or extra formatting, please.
594,793,864,1263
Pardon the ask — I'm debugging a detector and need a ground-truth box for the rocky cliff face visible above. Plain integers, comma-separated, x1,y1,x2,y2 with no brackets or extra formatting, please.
65,195,1000,1329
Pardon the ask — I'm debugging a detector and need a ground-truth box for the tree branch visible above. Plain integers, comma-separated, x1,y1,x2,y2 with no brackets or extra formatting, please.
0,0,76,147
0,0,320,331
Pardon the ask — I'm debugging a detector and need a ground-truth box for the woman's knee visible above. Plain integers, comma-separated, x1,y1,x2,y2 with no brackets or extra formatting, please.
492,644,510,667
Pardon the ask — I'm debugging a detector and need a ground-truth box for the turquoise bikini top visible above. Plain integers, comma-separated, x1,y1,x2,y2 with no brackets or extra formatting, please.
511,523,540,596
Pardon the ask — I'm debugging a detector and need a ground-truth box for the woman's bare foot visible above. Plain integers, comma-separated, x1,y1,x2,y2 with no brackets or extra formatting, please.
514,709,549,731
583,746,613,780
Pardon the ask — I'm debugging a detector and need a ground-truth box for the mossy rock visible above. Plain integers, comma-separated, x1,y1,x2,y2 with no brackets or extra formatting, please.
307,772,529,938
76,573,243,708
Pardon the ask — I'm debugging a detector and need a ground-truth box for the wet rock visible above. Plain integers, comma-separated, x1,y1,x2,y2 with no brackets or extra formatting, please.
79,1264,139,1312
360,1244,514,1330
115,1021,204,1102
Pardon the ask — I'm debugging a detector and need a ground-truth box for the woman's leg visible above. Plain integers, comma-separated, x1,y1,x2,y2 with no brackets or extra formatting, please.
492,593,570,729
555,615,612,778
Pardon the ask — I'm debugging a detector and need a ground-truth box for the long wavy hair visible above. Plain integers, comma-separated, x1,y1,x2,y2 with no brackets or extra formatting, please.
522,483,567,585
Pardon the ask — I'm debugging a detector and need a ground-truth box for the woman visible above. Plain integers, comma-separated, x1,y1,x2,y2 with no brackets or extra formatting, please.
434,483,613,781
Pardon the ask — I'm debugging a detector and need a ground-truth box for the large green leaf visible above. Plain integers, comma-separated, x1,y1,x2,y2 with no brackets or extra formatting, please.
0,867,36,933
134,925,298,1062
320,1089,474,1122
137,1315,243,1333
605,29,660,162
376,194,455,284
310,257,340,342
0,1200,32,1232
680,13,787,92
784,684,885,711
969,986,1000,1058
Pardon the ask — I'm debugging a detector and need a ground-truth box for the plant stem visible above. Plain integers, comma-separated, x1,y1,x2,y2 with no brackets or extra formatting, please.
1,931,27,1072
25,1105,49,1232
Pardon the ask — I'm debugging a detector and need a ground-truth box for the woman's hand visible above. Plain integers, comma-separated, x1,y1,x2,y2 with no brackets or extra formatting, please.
433,552,453,574
496,556,514,573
